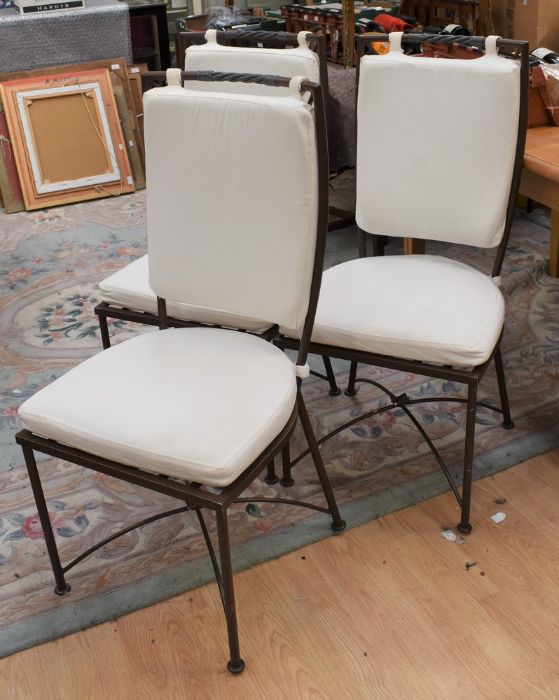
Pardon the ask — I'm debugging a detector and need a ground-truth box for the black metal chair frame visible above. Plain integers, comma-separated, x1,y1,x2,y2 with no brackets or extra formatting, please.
277,34,530,535
16,71,345,674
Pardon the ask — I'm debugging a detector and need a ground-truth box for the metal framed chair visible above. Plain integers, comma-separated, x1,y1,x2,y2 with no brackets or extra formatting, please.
95,29,346,396
16,69,345,674
278,32,529,534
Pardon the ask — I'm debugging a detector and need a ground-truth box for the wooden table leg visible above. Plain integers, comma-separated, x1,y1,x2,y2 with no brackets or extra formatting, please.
404,238,426,255
551,210,559,277
520,168,559,277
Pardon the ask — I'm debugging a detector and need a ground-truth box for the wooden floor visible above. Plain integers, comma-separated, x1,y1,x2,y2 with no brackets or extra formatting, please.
2,449,559,699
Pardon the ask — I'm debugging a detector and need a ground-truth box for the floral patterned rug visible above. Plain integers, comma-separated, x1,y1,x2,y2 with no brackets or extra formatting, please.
1,183,558,658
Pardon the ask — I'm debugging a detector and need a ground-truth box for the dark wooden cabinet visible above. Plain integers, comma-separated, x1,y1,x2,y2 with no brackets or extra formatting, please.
126,0,172,70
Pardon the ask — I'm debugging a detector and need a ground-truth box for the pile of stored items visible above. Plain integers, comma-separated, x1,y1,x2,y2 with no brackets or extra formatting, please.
279,0,478,64
0,60,147,213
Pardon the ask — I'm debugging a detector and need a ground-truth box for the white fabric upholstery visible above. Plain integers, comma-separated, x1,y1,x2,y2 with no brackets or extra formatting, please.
99,40,320,333
19,328,296,487
144,86,318,331
281,256,505,367
356,40,520,247
98,255,270,332
183,31,320,95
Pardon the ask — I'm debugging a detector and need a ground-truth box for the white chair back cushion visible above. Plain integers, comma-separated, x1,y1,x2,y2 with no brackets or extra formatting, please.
356,44,520,247
144,85,318,330
184,31,320,95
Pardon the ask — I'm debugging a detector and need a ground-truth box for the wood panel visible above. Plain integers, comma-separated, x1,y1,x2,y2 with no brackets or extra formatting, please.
111,80,145,191
2,450,559,699
0,97,24,213
403,237,426,255
520,167,559,277
27,92,114,184
126,64,148,165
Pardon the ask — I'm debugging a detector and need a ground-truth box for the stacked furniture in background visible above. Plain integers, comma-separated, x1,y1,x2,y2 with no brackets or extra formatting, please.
280,1,406,64
400,0,480,32
126,0,171,70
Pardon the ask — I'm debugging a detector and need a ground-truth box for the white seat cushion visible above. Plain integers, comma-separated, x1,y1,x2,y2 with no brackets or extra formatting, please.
19,328,296,487
98,256,271,333
282,256,505,368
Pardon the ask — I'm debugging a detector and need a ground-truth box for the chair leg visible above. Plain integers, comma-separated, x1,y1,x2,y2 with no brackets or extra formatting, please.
371,235,385,257
358,229,367,258
280,443,294,487
551,210,559,278
21,445,71,596
457,384,478,535
215,508,245,674
297,393,346,532
494,346,514,429
265,459,279,485
97,312,111,350
322,355,341,396
345,361,359,396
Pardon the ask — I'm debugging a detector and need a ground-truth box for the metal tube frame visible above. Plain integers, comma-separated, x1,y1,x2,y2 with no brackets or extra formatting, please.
18,71,345,675
277,334,512,533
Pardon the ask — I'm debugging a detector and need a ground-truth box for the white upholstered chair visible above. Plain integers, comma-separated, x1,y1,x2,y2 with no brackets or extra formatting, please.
279,32,529,534
95,29,342,396
16,70,344,673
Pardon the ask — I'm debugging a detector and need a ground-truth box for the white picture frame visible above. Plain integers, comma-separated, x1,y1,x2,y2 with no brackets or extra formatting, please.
16,82,121,194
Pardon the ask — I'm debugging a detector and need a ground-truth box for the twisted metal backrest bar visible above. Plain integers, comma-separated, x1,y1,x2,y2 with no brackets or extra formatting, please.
177,30,329,96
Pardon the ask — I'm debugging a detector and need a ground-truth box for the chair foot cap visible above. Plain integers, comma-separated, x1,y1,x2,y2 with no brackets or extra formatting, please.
331,520,346,532
54,583,71,596
264,475,279,485
502,420,514,430
280,478,295,487
329,387,341,397
227,659,246,674
344,387,359,397
457,522,472,535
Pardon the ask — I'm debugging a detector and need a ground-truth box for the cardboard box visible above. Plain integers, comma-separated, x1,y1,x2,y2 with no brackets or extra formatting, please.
492,0,559,51
13,0,83,14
